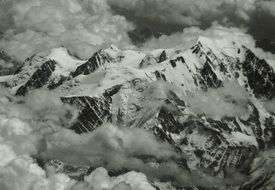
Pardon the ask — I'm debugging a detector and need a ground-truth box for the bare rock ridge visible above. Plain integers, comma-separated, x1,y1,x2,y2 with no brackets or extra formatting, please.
242,47,275,99
1,36,275,189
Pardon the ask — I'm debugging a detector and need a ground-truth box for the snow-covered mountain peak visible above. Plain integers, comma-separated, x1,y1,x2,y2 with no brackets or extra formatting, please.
194,35,244,60
1,37,275,189
0,37,270,97
47,47,86,66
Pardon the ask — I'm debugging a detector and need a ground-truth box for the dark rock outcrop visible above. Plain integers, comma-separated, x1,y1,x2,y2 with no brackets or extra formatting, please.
16,60,57,96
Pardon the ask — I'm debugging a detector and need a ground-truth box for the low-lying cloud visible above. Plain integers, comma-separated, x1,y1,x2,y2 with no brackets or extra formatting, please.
262,98,275,113
41,122,247,188
0,88,75,190
70,167,156,190
185,81,250,119
42,123,177,163
41,124,182,180
0,0,133,61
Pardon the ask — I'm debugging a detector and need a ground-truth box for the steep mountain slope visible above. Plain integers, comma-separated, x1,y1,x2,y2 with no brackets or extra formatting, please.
1,36,275,189
240,149,275,190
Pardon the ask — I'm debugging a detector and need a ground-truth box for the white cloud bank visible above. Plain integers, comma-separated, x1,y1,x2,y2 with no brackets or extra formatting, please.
0,88,73,190
0,0,133,61
185,81,250,119
41,121,247,188
42,123,177,166
70,167,155,190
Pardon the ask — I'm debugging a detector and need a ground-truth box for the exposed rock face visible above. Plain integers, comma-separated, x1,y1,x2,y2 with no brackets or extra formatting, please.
72,51,109,77
239,149,275,190
158,50,167,63
16,60,57,96
61,96,112,134
1,36,275,189
242,47,275,99
139,54,157,69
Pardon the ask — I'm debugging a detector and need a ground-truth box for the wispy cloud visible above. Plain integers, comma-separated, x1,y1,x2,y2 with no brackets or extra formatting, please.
185,81,250,119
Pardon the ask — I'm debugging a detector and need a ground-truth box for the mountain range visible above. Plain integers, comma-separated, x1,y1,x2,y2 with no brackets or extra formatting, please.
1,36,275,190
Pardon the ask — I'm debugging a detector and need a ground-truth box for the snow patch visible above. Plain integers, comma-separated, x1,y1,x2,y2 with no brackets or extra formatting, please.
47,47,86,76
226,132,258,147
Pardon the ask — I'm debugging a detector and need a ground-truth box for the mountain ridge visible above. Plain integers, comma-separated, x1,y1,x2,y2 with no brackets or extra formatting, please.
1,35,275,189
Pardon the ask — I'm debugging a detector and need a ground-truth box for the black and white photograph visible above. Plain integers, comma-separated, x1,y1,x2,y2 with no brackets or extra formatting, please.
0,0,275,189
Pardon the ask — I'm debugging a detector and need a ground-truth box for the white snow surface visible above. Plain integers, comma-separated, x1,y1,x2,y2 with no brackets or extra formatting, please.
47,47,86,77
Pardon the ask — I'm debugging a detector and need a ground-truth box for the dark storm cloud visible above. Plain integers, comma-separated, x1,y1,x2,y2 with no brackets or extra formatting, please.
107,0,275,52
108,0,252,28
107,0,253,39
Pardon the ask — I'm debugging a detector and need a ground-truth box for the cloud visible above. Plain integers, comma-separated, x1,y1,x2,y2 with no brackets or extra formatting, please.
140,81,180,111
42,124,194,186
184,80,250,119
107,0,257,37
70,167,155,190
41,123,177,166
42,124,184,185
0,88,76,190
108,0,255,27
41,123,247,188
262,98,275,113
249,0,275,41
0,0,134,61
0,87,74,157
0,156,74,190
1,156,156,190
